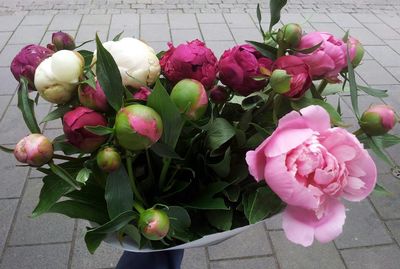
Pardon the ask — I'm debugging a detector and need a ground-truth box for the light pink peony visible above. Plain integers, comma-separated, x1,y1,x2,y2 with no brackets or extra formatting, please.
296,32,355,82
14,134,53,167
246,105,377,246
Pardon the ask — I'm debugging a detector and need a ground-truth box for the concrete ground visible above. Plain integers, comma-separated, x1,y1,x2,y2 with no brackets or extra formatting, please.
0,1,400,269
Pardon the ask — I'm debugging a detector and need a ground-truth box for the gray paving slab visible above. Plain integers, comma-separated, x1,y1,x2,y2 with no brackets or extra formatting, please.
0,95,11,117
0,16,24,32
341,244,400,269
0,67,17,95
140,14,168,24
171,29,202,44
71,220,123,269
328,13,364,28
370,173,400,220
224,13,255,28
208,223,272,260
81,14,111,25
49,14,82,30
199,23,233,41
364,23,400,40
310,22,345,37
0,150,29,198
353,13,381,23
0,243,70,269
140,24,171,42
8,25,47,45
0,44,26,67
0,199,18,255
345,28,384,45
181,248,208,269
9,178,74,245
21,14,53,26
335,200,393,249
356,60,398,85
196,13,225,24
385,40,400,54
169,14,198,29
308,13,333,23
204,40,236,58
386,220,400,245
210,256,277,269
270,231,346,269
364,46,400,67
231,27,262,44
76,24,109,43
0,32,12,51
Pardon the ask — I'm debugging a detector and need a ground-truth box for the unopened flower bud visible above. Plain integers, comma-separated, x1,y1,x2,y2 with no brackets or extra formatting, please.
349,37,364,69
132,86,152,101
96,147,121,173
277,23,303,49
270,69,292,94
51,31,76,51
360,105,397,136
78,80,109,112
115,104,163,151
170,79,208,120
138,209,170,241
209,85,229,104
14,134,53,167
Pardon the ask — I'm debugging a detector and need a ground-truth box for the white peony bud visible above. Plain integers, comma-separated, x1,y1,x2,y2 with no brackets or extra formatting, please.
92,37,160,89
34,50,84,104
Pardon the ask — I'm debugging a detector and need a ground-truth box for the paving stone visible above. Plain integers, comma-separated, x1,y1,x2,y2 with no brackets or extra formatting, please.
8,25,47,44
311,22,345,37
0,199,18,255
384,40,400,54
71,220,123,269
387,67,400,80
0,32,12,50
181,248,208,269
9,178,74,245
49,14,82,30
111,13,139,27
353,13,381,23
21,14,53,25
204,40,236,57
386,220,400,245
0,44,26,67
171,28,202,44
0,243,70,269
0,15,24,31
169,13,198,29
210,257,277,269
328,13,363,28
335,200,393,249
270,230,346,269
146,41,170,53
76,24,109,43
208,223,272,260
140,13,168,24
200,23,233,41
376,14,400,29
140,24,171,42
280,13,305,24
109,27,139,40
196,13,225,23
230,27,262,44
0,95,11,117
344,27,384,45
370,173,400,220
0,67,18,95
264,213,283,230
341,245,400,269
356,60,398,85
365,46,400,67
0,150,29,198
81,14,111,25
308,13,333,22
224,13,255,28
364,23,400,40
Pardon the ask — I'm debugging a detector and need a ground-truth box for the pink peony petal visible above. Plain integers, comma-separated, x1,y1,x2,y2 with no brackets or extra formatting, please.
299,105,331,132
330,144,357,163
264,128,314,157
314,199,346,243
245,150,265,181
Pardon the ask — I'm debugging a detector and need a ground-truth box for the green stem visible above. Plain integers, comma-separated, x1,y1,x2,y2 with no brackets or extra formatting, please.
253,92,276,118
126,154,146,205
277,46,286,57
52,154,79,161
317,79,329,94
159,158,172,189
353,128,364,136
133,200,145,214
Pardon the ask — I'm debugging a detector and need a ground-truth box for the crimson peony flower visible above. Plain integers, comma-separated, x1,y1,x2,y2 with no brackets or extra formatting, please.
78,80,109,112
48,31,76,51
10,44,53,88
160,39,218,89
218,44,273,96
63,107,108,152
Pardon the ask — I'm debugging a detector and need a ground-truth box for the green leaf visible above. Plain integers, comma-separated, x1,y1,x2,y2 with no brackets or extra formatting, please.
18,77,41,134
53,141,82,155
246,40,277,59
345,43,360,119
95,34,125,111
366,136,396,167
150,142,183,160
208,148,231,178
76,39,94,49
156,51,166,60
293,41,323,54
41,105,71,123
256,4,265,37
163,206,191,230
359,133,400,149
206,118,236,150
243,187,280,224
86,210,135,234
48,200,109,224
206,210,233,231
76,168,91,184
85,232,106,254
186,182,230,210
321,83,350,96
291,97,344,126
105,165,134,219
32,175,75,217
112,31,124,41
123,224,141,245
224,185,241,202
373,183,391,196
147,80,185,148
358,86,388,98
269,0,288,32
49,162,81,190
0,145,14,153
85,125,114,136
78,50,94,68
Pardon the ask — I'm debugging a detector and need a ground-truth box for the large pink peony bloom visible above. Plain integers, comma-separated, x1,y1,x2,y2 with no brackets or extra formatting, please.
219,44,273,96
160,39,218,89
246,105,377,246
296,32,356,82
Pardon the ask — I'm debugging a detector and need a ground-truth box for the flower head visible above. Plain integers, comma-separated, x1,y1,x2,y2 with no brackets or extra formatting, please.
49,31,76,51
360,104,397,136
78,80,109,112
138,209,170,241
14,134,53,167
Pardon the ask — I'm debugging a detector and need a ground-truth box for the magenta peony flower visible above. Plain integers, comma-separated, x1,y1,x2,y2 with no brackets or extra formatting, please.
132,86,152,101
78,80,109,112
218,44,273,96
63,107,108,152
14,134,53,167
246,105,377,246
270,55,312,98
48,31,76,51
360,104,397,136
296,32,354,81
160,39,218,89
10,44,53,88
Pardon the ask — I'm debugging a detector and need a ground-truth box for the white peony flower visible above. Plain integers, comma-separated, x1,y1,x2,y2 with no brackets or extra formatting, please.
34,50,84,104
92,37,160,89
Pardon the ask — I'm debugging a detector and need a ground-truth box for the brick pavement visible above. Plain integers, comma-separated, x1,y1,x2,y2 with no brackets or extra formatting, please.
0,3,400,269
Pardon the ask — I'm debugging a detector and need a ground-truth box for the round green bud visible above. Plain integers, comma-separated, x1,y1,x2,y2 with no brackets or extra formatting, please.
270,69,292,94
138,209,170,241
277,23,303,48
96,147,121,173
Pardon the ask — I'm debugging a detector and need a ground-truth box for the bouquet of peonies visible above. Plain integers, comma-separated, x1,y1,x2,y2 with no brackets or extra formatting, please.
2,0,399,253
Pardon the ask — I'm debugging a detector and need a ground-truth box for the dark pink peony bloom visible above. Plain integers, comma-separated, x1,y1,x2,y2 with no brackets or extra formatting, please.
78,81,109,112
132,86,152,101
160,39,218,89
218,44,273,96
49,31,76,51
